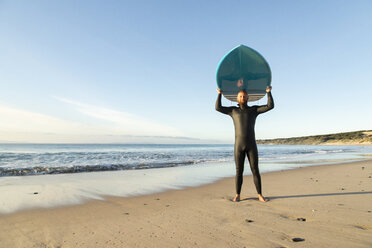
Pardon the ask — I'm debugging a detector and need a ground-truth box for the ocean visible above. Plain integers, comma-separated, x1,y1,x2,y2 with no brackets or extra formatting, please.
1,144,372,177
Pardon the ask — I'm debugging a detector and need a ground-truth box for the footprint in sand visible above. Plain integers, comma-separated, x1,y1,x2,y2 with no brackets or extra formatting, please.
279,214,308,222
279,214,289,219
292,237,305,242
353,225,367,230
296,218,306,222
353,225,372,230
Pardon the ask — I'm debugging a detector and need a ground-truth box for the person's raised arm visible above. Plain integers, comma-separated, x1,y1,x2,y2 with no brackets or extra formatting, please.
215,88,233,115
257,86,274,114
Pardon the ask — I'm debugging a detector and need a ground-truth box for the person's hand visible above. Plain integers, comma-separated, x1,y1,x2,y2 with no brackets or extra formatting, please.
266,86,272,93
216,88,221,94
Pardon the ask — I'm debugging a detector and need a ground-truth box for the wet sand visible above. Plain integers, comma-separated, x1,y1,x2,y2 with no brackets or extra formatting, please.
1,160,371,248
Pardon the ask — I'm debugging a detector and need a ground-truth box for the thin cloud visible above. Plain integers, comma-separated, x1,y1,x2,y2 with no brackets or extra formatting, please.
0,105,85,133
0,103,186,143
53,96,183,137
0,105,102,143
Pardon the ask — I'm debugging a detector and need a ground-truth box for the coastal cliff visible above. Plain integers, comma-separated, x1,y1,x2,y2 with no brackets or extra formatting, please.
257,130,372,145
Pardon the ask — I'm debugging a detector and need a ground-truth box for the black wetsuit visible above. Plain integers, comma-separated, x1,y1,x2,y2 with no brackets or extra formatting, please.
215,92,274,195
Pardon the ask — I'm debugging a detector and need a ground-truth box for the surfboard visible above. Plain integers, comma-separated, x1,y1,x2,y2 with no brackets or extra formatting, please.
216,45,271,102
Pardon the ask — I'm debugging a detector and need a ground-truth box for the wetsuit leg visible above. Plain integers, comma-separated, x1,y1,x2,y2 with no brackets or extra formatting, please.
247,145,262,194
234,145,245,195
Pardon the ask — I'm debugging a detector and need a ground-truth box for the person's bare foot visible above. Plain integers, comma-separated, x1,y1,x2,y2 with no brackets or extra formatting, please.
233,194,240,202
258,194,269,202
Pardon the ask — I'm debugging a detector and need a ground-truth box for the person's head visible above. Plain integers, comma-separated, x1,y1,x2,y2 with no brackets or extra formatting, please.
237,90,248,104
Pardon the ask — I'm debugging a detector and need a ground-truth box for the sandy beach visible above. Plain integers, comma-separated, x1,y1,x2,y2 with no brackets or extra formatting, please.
0,160,371,248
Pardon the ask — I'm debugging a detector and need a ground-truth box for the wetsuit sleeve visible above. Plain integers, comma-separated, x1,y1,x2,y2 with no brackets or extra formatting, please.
256,92,274,114
215,93,233,115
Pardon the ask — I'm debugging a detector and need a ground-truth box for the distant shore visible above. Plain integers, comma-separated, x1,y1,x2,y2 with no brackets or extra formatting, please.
257,130,372,146
1,160,371,247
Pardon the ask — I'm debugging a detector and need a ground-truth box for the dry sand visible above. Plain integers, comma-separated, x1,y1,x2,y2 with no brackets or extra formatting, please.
1,160,371,248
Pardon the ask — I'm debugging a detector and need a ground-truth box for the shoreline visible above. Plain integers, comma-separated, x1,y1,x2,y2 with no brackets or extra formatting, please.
1,160,371,247
0,156,370,215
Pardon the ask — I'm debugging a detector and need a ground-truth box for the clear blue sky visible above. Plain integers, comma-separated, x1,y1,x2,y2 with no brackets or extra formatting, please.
1,0,371,143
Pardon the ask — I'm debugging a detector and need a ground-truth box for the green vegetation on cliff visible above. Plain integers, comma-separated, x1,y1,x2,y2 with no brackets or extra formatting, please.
257,130,372,145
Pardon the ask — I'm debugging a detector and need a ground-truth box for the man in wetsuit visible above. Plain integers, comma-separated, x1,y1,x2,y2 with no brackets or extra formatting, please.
215,86,274,202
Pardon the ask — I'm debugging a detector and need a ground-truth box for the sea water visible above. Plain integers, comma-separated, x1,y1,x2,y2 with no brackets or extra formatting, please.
1,144,372,177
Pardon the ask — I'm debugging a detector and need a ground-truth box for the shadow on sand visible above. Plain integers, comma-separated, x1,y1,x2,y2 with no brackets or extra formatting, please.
268,191,372,200
230,191,372,202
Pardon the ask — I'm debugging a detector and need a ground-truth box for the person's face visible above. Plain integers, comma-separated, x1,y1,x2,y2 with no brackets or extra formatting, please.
237,91,248,104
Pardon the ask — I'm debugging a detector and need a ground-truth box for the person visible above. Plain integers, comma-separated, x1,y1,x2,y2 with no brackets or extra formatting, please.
215,86,274,202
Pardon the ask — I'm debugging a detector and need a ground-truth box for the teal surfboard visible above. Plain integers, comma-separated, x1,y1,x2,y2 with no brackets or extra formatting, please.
216,45,271,102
